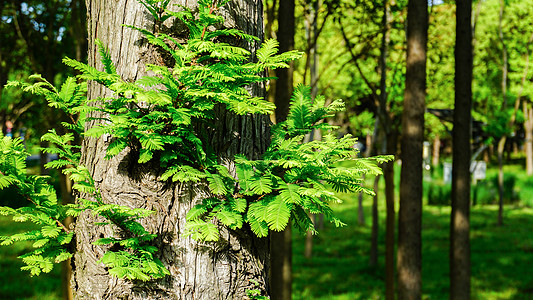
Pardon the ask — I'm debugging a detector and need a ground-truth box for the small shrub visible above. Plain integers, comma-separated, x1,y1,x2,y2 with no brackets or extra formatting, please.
489,173,519,204
518,176,533,207
427,182,451,206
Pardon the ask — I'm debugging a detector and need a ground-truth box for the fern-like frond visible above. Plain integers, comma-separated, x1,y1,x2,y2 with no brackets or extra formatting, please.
265,196,291,231
95,39,117,74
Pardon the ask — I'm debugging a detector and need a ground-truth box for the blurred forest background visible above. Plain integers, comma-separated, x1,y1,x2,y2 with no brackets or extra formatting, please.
1,0,533,299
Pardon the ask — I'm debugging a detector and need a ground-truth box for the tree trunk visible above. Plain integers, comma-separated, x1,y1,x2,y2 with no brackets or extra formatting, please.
369,175,380,267
497,137,505,226
450,0,472,298
274,0,294,126
73,1,271,299
304,214,315,259
309,0,320,99
398,0,427,299
59,172,75,300
70,0,88,63
525,104,533,175
303,0,321,261
384,129,397,300
377,2,397,299
516,32,533,173
357,177,366,226
496,0,508,227
270,225,292,300
270,0,295,299
432,135,440,167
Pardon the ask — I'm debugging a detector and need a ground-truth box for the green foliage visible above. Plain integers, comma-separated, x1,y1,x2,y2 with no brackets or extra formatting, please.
138,0,172,24
0,134,73,276
1,0,389,284
2,73,166,281
246,279,270,300
186,85,392,240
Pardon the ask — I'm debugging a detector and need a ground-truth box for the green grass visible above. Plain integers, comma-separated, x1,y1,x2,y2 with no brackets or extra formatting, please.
292,187,533,300
0,216,62,300
2,163,533,299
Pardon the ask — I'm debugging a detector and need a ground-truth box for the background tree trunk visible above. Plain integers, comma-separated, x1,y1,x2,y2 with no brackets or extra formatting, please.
303,0,321,261
432,135,440,167
369,175,380,267
450,0,472,298
270,0,295,299
274,0,294,124
525,104,533,175
398,0,427,299
73,1,271,299
357,177,366,226
496,0,508,227
384,132,396,300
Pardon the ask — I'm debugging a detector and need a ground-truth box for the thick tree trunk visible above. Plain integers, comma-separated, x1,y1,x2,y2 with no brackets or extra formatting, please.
73,1,271,299
450,0,472,298
398,0,427,299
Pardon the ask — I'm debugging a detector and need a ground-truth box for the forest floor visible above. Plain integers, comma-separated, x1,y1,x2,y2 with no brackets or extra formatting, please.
1,166,533,299
292,196,533,300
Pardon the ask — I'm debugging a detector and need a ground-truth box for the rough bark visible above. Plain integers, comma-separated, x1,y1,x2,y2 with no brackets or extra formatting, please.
398,0,427,299
270,0,295,299
73,1,271,299
450,0,472,298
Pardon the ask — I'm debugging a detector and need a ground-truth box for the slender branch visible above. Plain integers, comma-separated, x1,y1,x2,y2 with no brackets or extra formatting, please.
201,0,218,40
338,20,379,100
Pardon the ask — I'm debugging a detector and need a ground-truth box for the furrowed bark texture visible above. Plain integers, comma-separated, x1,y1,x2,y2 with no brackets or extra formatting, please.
450,0,472,299
73,1,270,299
398,0,427,299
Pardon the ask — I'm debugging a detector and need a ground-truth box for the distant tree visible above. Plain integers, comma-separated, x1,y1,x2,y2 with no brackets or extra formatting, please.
450,0,472,299
271,0,295,299
337,1,405,296
398,0,427,300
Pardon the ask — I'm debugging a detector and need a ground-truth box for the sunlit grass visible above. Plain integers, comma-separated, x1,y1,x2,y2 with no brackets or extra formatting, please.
2,163,533,299
292,175,533,300
0,216,62,300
